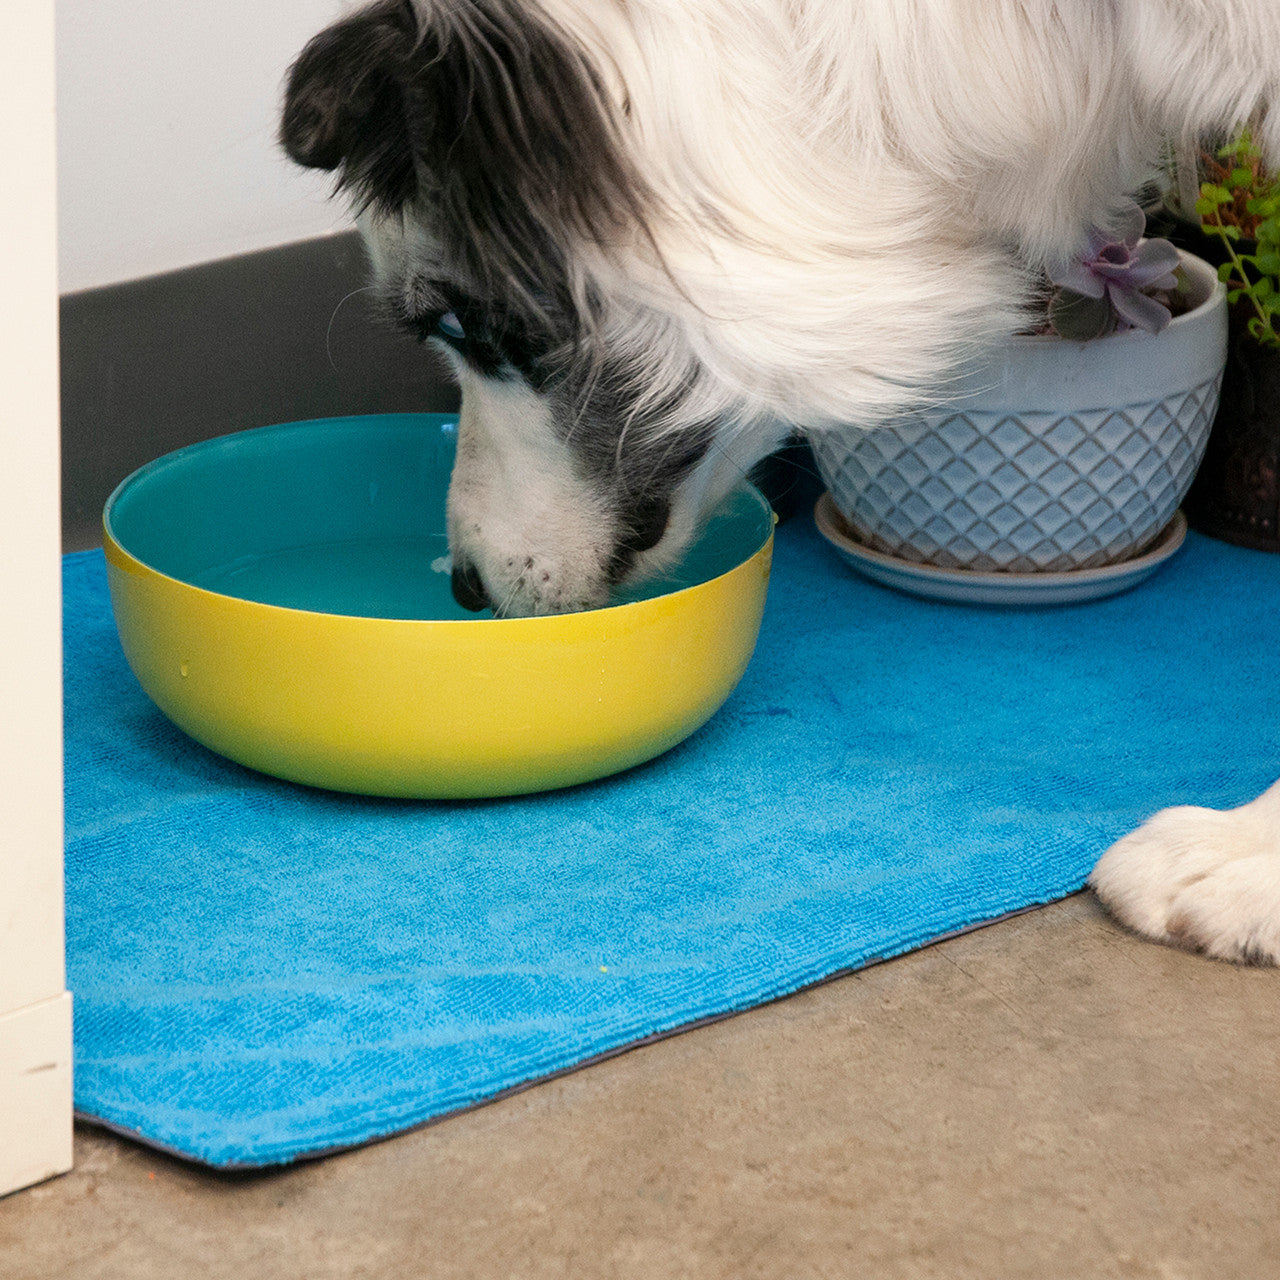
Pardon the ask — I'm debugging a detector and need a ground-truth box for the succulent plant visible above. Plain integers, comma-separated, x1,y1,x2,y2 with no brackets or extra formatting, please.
1046,201,1181,340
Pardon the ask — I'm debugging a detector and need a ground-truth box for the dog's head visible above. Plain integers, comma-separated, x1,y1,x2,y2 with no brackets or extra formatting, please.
281,0,779,615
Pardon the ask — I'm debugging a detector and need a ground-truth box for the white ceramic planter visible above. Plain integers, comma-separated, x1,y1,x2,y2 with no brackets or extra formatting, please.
810,251,1228,573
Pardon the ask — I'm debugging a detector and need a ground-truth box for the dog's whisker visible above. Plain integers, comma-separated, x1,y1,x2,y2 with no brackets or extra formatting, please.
490,566,531,620
324,286,380,373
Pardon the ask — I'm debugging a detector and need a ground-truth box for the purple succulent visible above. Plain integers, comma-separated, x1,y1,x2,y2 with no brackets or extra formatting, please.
1048,201,1181,334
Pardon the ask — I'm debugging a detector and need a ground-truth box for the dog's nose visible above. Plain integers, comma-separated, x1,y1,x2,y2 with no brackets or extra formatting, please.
450,560,491,613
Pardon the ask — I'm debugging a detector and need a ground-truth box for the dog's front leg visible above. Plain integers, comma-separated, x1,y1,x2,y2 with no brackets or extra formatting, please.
1090,779,1280,964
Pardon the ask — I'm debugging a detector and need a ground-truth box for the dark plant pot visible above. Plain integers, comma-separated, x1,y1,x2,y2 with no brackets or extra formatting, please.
749,434,823,525
1183,317,1280,551
1152,210,1280,551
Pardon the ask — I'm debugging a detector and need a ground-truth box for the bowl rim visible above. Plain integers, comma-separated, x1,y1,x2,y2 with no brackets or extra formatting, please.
103,413,776,627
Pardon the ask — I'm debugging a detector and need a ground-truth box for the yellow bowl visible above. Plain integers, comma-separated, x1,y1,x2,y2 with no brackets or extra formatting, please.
103,414,774,798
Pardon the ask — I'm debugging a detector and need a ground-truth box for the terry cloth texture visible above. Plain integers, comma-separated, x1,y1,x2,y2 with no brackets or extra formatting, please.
64,520,1280,1167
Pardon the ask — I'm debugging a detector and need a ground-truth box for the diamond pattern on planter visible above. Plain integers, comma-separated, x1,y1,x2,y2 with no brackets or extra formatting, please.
810,376,1223,572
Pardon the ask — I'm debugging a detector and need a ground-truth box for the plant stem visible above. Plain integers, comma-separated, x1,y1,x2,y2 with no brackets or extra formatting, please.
1205,208,1276,342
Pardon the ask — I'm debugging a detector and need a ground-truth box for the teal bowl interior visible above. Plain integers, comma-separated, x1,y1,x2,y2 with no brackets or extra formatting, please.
104,413,774,617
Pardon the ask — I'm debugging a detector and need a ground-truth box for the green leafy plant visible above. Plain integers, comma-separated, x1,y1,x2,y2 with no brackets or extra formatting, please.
1195,129,1280,350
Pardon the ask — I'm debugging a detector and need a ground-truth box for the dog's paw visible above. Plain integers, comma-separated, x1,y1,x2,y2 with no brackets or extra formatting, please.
1089,779,1280,965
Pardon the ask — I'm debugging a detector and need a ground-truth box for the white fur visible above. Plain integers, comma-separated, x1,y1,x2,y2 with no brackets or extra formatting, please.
531,0,1280,964
382,0,1280,618
318,0,1280,957
447,370,618,615
1091,781,1280,964
538,0,1280,428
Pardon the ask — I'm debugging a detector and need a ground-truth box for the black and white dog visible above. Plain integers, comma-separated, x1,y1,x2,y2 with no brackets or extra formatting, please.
281,0,1280,963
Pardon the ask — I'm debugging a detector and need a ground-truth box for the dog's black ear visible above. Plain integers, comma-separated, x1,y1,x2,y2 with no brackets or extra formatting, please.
280,0,420,211
282,0,655,326
420,0,653,321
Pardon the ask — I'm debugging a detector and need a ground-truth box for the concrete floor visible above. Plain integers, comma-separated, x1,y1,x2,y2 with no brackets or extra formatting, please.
2,891,1276,1280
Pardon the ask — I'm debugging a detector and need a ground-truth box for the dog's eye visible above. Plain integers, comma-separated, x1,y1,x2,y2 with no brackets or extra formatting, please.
437,311,465,339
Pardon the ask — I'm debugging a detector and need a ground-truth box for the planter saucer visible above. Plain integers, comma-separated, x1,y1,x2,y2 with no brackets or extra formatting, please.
814,492,1188,606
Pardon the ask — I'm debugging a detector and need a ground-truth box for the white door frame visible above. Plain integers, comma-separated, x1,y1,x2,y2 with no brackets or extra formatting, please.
0,0,75,1197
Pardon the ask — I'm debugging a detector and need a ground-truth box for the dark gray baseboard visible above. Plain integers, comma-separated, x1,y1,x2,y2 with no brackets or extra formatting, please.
61,231,459,551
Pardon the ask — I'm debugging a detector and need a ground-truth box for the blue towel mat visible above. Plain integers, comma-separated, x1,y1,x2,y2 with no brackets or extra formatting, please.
64,517,1280,1166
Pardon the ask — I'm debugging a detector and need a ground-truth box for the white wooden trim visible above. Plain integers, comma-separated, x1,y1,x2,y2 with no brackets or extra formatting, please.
0,0,73,1195
0,997,73,1197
